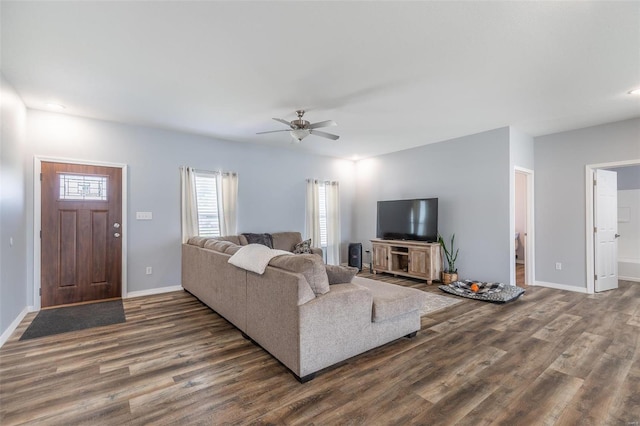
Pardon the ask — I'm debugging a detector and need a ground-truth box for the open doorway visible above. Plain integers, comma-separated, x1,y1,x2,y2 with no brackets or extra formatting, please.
585,159,640,294
514,167,534,286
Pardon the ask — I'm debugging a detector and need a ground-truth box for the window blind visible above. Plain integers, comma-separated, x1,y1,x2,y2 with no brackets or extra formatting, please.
194,172,220,237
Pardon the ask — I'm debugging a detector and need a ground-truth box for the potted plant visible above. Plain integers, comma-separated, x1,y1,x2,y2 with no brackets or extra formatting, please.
438,233,459,284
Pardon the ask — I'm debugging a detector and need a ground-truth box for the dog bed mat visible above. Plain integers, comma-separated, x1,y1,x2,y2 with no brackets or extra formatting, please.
439,280,525,303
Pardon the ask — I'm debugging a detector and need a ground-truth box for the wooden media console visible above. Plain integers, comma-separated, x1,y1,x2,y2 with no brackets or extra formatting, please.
371,239,441,283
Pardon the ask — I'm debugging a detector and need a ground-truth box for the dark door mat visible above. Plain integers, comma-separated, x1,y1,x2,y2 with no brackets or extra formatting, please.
20,300,126,340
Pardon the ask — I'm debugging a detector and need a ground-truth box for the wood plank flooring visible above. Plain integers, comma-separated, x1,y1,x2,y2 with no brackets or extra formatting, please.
1,274,639,425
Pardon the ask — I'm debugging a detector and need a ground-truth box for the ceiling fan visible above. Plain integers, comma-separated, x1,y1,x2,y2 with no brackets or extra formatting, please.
257,110,339,142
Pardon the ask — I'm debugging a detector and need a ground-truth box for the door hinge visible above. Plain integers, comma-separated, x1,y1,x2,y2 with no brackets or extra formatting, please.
594,226,597,233
39,288,42,296
40,230,42,239
594,274,598,281
40,173,43,181
593,178,596,186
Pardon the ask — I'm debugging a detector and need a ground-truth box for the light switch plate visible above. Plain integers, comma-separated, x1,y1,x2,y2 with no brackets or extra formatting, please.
136,211,153,220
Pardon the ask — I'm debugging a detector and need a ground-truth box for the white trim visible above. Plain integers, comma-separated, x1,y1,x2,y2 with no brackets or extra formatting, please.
534,281,589,294
513,166,535,286
33,156,128,310
0,306,33,348
619,276,640,283
585,158,640,295
126,285,183,299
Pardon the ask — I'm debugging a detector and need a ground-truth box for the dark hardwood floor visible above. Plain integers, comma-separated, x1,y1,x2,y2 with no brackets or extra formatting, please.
1,272,639,425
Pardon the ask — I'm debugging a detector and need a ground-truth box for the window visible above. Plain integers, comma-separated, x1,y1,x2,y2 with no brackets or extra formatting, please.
193,171,220,237
180,167,238,242
306,179,340,264
318,182,328,247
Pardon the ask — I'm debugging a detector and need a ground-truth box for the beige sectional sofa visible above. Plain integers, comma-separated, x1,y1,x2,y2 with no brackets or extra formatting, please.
182,232,428,382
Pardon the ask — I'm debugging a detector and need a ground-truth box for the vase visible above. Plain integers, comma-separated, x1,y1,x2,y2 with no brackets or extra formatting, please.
442,272,458,284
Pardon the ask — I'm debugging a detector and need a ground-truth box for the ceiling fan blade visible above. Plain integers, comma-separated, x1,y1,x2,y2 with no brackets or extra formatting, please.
308,120,337,130
309,129,340,140
256,129,291,135
272,118,292,127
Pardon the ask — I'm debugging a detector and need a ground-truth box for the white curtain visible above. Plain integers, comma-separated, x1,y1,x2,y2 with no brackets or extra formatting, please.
325,181,341,265
218,172,238,236
305,179,322,252
306,179,341,265
180,166,198,243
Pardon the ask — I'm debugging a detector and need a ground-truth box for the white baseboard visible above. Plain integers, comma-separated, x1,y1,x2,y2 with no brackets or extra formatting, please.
533,281,589,294
619,275,640,283
0,306,32,348
125,285,183,299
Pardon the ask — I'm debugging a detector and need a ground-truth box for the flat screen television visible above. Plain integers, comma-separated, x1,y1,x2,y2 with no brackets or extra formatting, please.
376,198,438,242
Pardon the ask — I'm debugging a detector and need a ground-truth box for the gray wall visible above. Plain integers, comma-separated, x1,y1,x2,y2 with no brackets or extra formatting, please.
0,74,28,337
534,117,640,289
354,127,512,284
510,127,535,171
610,165,640,190
25,110,355,303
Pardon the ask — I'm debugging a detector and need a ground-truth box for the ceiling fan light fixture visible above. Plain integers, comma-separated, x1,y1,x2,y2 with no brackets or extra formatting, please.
290,128,310,141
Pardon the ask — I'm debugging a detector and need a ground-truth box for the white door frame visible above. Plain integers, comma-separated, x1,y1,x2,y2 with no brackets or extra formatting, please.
512,166,535,286
33,156,128,311
585,158,640,294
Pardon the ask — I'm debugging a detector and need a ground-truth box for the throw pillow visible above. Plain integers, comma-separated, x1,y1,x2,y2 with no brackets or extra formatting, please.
241,233,274,249
228,244,290,274
293,238,313,254
325,265,359,285
269,254,330,295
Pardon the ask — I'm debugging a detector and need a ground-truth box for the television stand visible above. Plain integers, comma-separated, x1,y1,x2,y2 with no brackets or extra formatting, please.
370,239,441,283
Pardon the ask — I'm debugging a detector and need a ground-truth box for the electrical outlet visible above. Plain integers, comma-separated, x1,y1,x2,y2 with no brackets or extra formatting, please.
555,262,562,270
146,267,153,275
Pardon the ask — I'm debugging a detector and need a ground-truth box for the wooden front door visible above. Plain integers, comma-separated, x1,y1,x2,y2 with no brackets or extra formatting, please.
41,162,122,307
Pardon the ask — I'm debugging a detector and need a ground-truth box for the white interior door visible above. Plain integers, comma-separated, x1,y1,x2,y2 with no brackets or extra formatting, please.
594,169,619,292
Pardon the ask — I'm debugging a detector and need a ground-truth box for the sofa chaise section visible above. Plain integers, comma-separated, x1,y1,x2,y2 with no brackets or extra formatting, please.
181,235,427,381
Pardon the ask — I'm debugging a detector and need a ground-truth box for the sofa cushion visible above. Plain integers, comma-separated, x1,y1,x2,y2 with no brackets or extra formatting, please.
269,254,330,296
293,239,313,254
204,239,238,254
325,265,359,285
228,244,290,274
213,235,241,245
241,233,274,248
352,276,427,323
224,245,241,255
187,236,212,247
271,232,303,251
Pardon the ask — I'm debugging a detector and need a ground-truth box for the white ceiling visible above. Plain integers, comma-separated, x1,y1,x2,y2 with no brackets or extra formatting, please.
2,1,639,159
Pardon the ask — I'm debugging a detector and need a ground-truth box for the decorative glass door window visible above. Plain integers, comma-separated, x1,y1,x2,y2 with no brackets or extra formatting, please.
59,174,108,201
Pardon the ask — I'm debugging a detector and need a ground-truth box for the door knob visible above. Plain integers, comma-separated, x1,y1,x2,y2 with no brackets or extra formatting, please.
114,232,121,238
113,223,121,229
615,233,620,238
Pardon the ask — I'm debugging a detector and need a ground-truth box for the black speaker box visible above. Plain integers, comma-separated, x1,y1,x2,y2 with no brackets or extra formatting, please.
348,243,362,271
